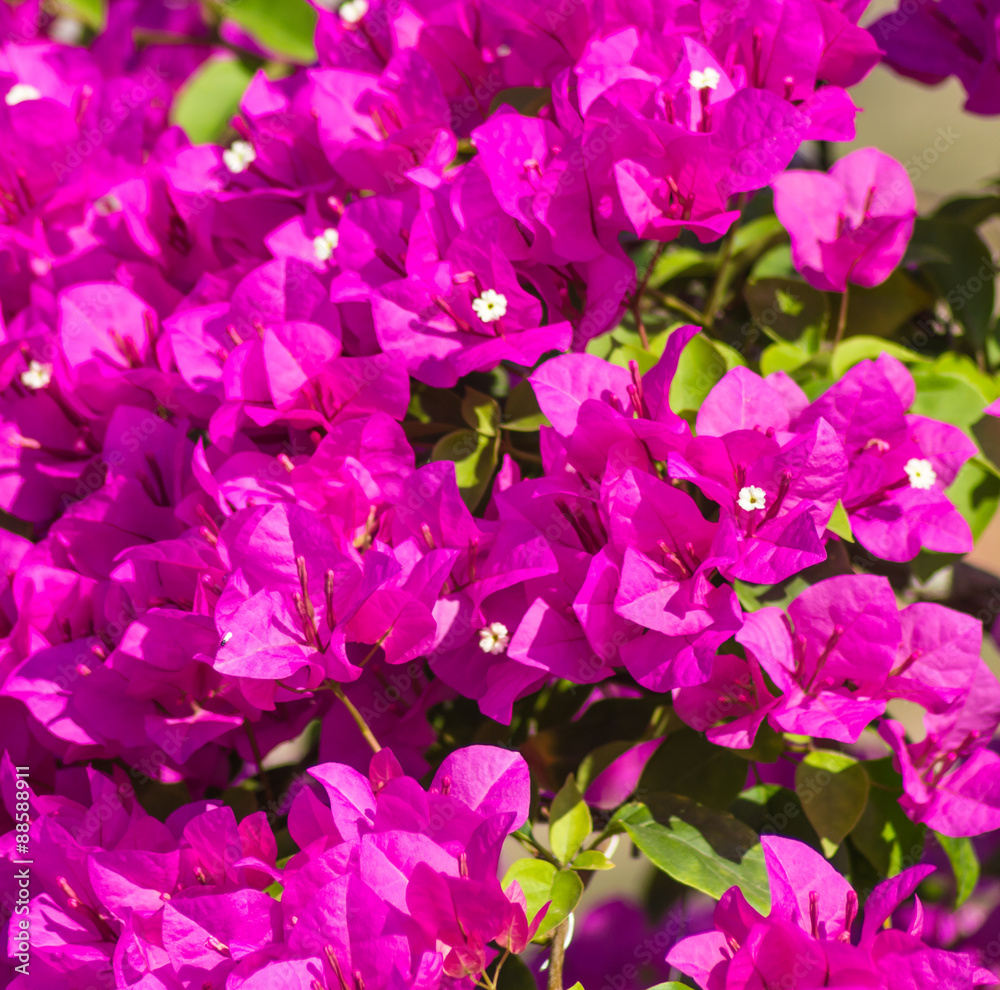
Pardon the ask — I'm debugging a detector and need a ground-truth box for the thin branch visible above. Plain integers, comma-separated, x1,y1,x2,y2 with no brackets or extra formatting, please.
702,223,738,329
648,288,706,325
547,919,570,990
833,285,850,347
243,720,275,806
330,682,382,753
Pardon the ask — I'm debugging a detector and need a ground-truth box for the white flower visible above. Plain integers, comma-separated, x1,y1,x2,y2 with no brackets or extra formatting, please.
5,84,41,106
471,289,508,323
339,0,369,23
20,360,52,390
738,485,766,511
689,67,721,91
478,622,510,655
49,17,85,45
496,43,512,57
905,457,937,490
313,227,340,262
223,140,256,174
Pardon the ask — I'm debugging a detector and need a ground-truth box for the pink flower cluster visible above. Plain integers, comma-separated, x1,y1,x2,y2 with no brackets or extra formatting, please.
0,745,535,989
0,1,998,988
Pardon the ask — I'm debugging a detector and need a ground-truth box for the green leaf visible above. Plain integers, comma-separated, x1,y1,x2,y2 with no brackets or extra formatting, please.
61,0,106,29
910,370,989,432
650,247,712,288
938,457,1000,541
492,953,538,990
577,741,635,791
571,850,615,871
172,57,255,145
670,333,742,416
830,336,930,380
731,215,786,260
219,0,318,63
911,218,995,349
534,869,584,940
618,803,771,913
752,243,796,280
760,341,811,376
504,380,549,432
429,429,499,511
837,270,934,341
609,343,662,374
488,86,552,117
738,723,787,764
851,759,925,878
520,696,665,793
640,728,755,811
936,833,980,907
732,785,822,848
264,879,283,901
934,194,1000,226
826,501,854,542
501,858,557,923
745,277,829,344
933,352,1000,402
549,775,592,865
795,751,869,858
460,387,500,437
642,984,690,990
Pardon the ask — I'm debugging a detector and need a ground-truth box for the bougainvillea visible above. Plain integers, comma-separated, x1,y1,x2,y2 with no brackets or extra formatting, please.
2,1,1000,989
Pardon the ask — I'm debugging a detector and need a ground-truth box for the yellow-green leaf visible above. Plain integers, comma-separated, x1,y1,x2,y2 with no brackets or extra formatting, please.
549,774,592,865
172,57,254,145
795,751,869,857
826,500,854,542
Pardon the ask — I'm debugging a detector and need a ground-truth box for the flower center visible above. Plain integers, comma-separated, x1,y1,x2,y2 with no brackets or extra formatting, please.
223,140,256,174
313,227,340,262
339,0,369,23
688,67,721,91
478,621,510,655
20,360,52,390
738,485,766,512
904,457,937,490
472,289,508,324
5,84,41,106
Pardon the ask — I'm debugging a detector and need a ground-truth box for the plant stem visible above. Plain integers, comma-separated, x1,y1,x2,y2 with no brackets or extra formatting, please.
631,242,667,350
243,720,275,806
490,949,510,990
833,285,850,347
547,919,570,990
702,223,738,329
331,683,382,753
648,288,706,325
514,828,562,867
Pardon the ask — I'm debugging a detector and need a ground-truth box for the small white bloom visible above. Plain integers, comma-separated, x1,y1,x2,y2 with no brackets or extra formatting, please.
471,289,507,323
689,67,721,91
478,622,510,655
905,457,937,490
738,485,766,512
20,360,52,390
313,227,340,262
5,83,41,106
49,17,85,44
223,140,256,174
339,0,369,23
496,43,512,57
